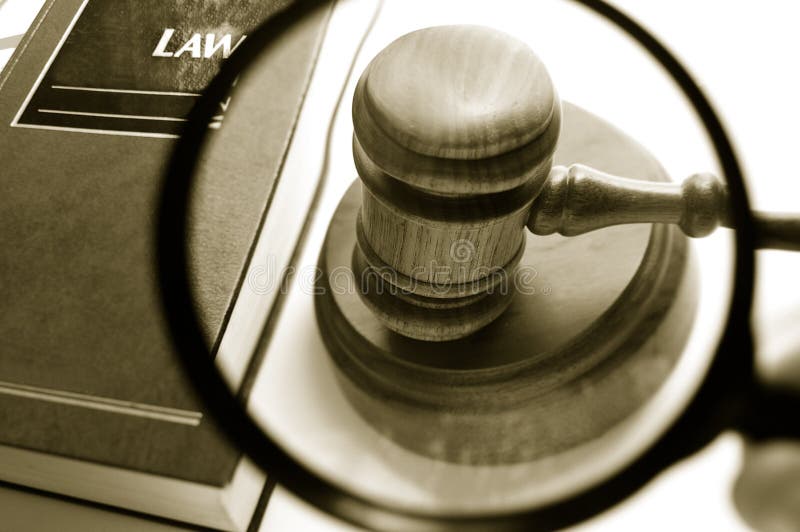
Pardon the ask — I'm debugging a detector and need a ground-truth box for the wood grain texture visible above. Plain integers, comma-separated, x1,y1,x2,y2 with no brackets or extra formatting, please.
315,102,697,463
351,24,560,338
352,26,559,196
528,165,730,237
352,86,559,196
353,243,515,341
360,25,556,160
354,134,541,291
358,177,531,284
354,213,522,299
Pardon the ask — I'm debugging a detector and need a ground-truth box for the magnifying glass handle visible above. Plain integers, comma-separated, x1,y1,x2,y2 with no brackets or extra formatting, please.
736,380,800,440
528,164,800,251
752,212,800,251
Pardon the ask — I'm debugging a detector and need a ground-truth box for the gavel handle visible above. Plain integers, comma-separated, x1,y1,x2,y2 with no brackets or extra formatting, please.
527,164,800,251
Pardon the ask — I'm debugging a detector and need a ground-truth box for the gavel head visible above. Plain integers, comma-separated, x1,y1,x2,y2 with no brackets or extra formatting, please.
352,25,561,341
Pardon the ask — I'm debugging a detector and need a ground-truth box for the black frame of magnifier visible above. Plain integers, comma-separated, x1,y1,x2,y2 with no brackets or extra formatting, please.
156,0,798,530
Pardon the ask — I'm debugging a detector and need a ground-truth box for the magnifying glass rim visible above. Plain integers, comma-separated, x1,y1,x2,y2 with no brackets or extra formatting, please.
156,0,756,529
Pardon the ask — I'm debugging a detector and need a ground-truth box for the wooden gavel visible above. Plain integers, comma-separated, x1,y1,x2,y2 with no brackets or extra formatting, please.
351,24,799,341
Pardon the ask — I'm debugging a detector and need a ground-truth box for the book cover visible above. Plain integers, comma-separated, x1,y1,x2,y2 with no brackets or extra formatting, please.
0,0,333,528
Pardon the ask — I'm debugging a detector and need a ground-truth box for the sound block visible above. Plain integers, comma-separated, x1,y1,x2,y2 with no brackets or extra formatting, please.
315,103,697,464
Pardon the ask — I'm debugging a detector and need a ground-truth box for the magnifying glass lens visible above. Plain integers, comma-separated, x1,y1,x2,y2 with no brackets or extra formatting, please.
169,0,747,526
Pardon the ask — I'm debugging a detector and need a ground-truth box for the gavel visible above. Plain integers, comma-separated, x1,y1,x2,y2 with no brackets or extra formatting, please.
351,24,790,341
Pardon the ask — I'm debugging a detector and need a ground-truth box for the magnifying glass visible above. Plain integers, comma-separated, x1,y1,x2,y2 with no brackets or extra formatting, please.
157,0,800,529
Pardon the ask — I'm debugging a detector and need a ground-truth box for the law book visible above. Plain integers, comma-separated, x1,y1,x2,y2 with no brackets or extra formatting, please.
0,0,370,529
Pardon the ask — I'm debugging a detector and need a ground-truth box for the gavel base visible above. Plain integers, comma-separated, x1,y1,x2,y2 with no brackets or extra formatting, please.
315,103,698,464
